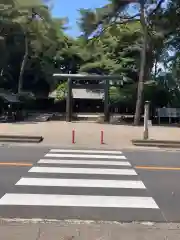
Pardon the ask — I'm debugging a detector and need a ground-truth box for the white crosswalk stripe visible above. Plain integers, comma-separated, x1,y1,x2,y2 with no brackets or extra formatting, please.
45,153,127,159
49,149,123,154
0,148,160,220
38,159,131,166
28,166,137,175
0,194,159,209
16,178,146,189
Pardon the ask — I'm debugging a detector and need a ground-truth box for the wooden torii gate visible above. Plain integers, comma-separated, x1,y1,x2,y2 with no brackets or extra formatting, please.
53,73,123,122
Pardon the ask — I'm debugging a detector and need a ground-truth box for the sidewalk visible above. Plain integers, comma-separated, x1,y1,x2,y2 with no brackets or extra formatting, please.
0,220,179,240
0,121,180,148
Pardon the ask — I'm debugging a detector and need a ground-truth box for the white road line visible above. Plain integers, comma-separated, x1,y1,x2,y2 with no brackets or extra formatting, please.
16,178,145,189
0,194,159,209
50,149,123,154
45,153,126,159
28,167,137,175
38,159,131,166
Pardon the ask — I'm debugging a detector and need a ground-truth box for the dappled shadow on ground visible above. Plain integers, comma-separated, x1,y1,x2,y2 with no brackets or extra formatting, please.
9,121,38,124
0,112,54,124
1,111,179,127
0,118,41,124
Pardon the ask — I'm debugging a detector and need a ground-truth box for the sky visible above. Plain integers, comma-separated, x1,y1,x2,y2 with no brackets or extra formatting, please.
51,0,169,37
51,0,108,37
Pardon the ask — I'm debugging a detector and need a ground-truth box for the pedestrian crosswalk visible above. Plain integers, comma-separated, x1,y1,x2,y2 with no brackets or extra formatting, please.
0,148,161,221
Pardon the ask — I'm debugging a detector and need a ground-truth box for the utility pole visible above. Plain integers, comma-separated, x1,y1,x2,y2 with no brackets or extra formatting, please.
143,101,150,140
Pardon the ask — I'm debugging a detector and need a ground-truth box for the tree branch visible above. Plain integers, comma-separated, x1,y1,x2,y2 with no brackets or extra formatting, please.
118,13,140,21
114,13,140,24
149,0,166,16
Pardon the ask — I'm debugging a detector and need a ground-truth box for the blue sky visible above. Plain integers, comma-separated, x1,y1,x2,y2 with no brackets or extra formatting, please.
52,0,108,37
51,0,169,37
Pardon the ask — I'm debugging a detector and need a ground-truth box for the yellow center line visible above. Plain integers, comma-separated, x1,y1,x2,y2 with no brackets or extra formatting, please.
135,166,180,171
0,162,33,167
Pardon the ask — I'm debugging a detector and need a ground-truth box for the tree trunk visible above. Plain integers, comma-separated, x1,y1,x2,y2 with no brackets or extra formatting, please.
134,1,147,125
154,55,158,78
0,36,6,75
18,33,28,94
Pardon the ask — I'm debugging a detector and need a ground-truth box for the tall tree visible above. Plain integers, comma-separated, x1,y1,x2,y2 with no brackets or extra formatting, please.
78,0,166,124
0,0,67,94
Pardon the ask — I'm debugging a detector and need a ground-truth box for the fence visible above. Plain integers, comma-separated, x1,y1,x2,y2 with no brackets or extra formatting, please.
156,108,180,124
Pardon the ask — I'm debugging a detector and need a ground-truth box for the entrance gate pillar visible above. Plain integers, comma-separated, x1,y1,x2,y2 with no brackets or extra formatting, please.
66,78,72,122
104,79,110,122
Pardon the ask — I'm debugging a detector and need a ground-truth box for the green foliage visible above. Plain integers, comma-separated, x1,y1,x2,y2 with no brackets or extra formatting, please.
78,21,142,83
1,0,180,113
55,82,67,100
109,84,137,104
0,0,69,93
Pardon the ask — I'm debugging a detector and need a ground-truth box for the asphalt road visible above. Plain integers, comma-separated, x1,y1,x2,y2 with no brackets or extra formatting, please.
0,145,180,222
0,145,49,202
125,149,180,222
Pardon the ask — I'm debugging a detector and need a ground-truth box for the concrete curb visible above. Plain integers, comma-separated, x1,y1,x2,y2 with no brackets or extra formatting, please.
132,139,180,148
0,135,43,143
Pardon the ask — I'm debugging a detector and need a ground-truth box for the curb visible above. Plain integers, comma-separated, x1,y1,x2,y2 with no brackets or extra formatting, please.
132,139,180,148
0,135,43,143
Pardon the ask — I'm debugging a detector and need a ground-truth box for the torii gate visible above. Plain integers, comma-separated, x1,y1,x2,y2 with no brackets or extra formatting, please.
53,73,123,122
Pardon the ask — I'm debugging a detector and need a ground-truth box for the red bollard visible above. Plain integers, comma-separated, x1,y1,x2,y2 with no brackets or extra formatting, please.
100,130,104,144
72,129,75,144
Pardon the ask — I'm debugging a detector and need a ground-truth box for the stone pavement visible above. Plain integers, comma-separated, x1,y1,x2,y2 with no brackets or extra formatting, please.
0,220,179,240
0,121,180,148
